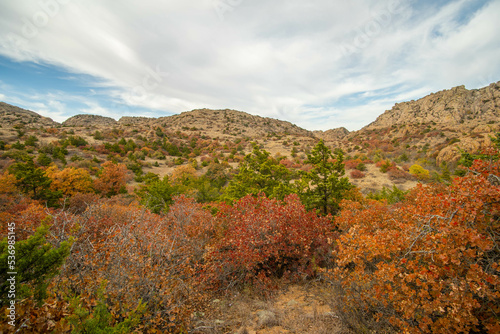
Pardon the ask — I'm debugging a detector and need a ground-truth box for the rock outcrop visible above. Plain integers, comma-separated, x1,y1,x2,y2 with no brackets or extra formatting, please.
313,127,350,141
365,82,500,130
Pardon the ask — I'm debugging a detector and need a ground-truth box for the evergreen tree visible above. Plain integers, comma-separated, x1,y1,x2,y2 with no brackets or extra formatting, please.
0,221,73,306
8,158,61,205
300,140,353,215
135,176,178,214
36,153,53,167
223,144,295,201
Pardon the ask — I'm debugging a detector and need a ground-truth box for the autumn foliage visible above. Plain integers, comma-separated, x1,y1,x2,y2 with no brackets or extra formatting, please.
93,161,129,196
331,154,500,333
202,194,335,291
3,128,500,333
45,165,93,197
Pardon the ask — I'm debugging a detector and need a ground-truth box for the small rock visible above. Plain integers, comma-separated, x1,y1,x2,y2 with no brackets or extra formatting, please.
256,310,277,327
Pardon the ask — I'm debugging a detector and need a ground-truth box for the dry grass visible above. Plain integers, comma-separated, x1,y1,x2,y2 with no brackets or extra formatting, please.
192,281,352,334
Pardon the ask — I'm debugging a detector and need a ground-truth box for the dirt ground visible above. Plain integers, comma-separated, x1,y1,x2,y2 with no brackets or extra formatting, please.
192,282,352,334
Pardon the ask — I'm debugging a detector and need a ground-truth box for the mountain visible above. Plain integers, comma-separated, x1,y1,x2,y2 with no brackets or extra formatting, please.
151,109,313,138
365,82,500,130
313,127,350,141
0,102,59,128
1,81,499,196
63,114,118,127
333,81,499,165
0,81,498,167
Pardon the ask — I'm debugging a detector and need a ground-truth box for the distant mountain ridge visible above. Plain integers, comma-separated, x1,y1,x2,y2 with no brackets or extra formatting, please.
0,102,58,127
365,81,500,130
1,81,499,140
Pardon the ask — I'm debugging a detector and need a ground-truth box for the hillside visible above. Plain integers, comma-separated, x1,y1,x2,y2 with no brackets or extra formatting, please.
0,81,499,196
340,82,500,169
63,114,118,127
0,101,59,128
1,82,500,333
365,82,500,129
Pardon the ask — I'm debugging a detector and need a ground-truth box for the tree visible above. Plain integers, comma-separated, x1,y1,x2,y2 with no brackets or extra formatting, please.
223,144,296,201
300,140,352,215
135,176,178,214
45,166,93,197
0,220,72,306
8,159,61,205
37,153,52,167
171,165,197,191
94,162,129,197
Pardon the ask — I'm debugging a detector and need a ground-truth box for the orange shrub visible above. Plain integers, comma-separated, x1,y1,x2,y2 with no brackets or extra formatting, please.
94,161,129,197
387,167,414,182
332,156,500,333
46,166,93,197
345,159,362,170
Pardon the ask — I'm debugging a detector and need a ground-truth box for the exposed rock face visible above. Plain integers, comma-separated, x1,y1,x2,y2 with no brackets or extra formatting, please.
365,82,500,130
0,102,59,127
63,114,118,127
436,136,492,165
313,127,350,141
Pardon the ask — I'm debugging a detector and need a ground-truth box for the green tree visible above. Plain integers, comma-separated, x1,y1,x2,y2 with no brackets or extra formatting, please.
8,158,61,205
66,282,145,334
0,220,73,306
440,162,451,182
135,176,178,214
24,135,38,147
300,140,353,215
36,153,53,167
223,144,295,201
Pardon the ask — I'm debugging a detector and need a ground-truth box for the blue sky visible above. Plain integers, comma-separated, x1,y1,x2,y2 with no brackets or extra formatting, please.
0,0,499,131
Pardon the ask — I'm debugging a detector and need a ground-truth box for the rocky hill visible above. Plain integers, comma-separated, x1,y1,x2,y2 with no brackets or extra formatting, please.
0,81,498,170
365,82,500,130
154,109,313,138
0,102,58,128
314,127,350,141
1,81,499,196
63,114,118,127
60,108,313,139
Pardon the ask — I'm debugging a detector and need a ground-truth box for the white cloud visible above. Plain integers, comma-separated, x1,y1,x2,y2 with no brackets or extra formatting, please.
0,0,499,131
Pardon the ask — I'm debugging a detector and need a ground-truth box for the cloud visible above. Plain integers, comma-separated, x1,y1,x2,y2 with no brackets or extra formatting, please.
0,0,499,131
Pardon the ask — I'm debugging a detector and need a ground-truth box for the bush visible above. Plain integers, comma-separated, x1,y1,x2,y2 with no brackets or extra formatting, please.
387,167,414,182
356,162,367,171
376,160,395,173
350,170,365,179
202,194,335,291
409,164,430,180
331,155,500,333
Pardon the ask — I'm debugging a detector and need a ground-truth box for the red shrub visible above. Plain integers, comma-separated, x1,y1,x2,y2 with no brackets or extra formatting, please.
387,167,414,182
202,194,335,291
345,159,362,170
350,170,366,179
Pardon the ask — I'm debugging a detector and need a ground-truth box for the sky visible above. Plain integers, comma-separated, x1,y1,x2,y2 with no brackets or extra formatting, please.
0,0,499,131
